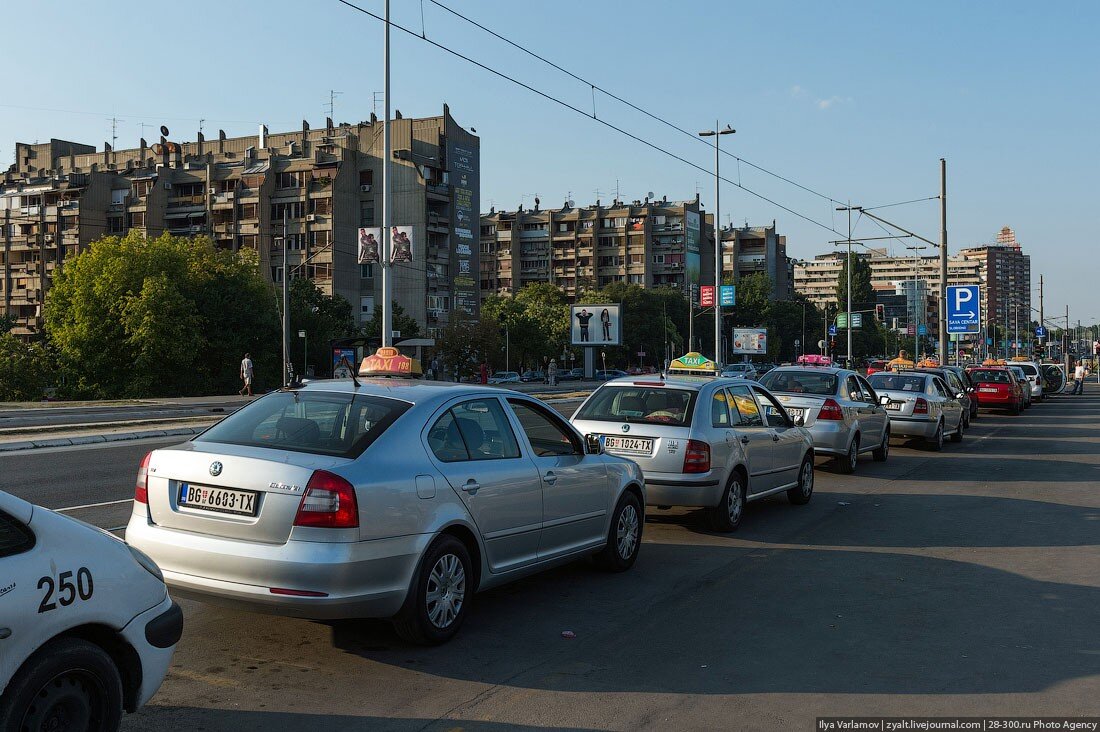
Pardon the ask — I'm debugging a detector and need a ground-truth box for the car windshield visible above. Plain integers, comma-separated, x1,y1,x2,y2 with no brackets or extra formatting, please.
195,390,410,458
759,370,838,396
576,386,696,426
1017,364,1038,375
869,373,927,392
968,369,1011,384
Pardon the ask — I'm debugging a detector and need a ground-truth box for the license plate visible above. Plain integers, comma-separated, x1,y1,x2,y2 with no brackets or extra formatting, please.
979,387,998,393
885,402,903,411
786,407,806,421
602,436,654,455
179,483,259,517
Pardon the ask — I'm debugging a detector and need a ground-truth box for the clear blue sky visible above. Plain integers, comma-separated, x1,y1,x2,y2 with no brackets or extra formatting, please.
3,1,1096,323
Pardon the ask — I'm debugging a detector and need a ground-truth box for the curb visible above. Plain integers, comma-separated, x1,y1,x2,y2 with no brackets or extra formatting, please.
0,425,208,453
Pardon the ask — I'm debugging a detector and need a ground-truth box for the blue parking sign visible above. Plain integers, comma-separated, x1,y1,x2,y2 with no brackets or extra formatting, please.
1036,326,1047,338
946,285,981,334
828,324,838,336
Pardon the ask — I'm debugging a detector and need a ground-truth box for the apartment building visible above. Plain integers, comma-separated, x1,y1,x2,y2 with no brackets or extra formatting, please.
0,105,479,338
479,196,713,301
958,227,1031,331
719,223,792,300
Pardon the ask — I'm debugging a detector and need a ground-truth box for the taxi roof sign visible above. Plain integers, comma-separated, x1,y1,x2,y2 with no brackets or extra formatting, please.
359,347,423,378
667,352,718,376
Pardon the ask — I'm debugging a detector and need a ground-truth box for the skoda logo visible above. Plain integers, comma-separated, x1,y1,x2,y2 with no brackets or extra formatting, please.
621,424,630,433
209,461,223,477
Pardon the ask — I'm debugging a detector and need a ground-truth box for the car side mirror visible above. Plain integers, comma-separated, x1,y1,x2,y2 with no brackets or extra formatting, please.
879,394,890,405
956,392,966,399
584,434,603,455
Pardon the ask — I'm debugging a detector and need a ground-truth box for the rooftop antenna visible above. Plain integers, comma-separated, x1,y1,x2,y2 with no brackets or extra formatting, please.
327,90,343,120
372,91,383,117
615,179,621,201
108,117,124,149
198,118,205,135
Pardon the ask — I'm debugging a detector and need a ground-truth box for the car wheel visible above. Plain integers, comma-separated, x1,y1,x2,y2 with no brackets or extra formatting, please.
594,491,643,571
706,473,746,532
928,422,944,451
872,430,890,462
1010,402,1021,415
393,534,472,645
950,419,964,442
787,455,815,505
837,436,859,474
0,637,123,732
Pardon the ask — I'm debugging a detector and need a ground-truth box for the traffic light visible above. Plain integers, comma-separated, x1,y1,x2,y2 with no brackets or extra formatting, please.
875,303,885,321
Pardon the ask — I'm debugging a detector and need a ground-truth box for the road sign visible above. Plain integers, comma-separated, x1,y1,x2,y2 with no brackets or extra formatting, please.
700,285,715,308
918,324,927,336
719,285,736,307
836,313,848,328
817,339,826,349
828,324,838,336
851,313,863,328
946,285,981,334
907,324,916,336
1036,326,1047,338
794,339,801,347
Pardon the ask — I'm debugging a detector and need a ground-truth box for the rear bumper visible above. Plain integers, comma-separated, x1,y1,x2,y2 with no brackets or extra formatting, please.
975,394,1014,407
806,421,851,457
644,474,724,507
887,416,939,439
126,517,427,620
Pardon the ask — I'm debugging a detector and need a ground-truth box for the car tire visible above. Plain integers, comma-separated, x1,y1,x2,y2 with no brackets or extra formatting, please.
706,473,746,532
787,455,815,505
872,430,890,462
0,637,123,732
950,420,964,442
928,421,944,451
594,491,643,572
393,534,472,645
837,436,859,474
1010,402,1020,415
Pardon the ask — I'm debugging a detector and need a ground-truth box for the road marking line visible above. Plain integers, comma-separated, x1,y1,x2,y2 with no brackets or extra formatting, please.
55,498,132,512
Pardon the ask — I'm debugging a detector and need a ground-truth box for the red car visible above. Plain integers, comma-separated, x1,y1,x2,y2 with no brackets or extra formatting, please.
866,359,889,376
965,366,1025,414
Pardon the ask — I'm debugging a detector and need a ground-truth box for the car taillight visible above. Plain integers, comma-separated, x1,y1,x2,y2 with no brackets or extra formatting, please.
913,398,929,415
818,398,844,420
682,440,711,474
134,451,151,504
293,470,359,528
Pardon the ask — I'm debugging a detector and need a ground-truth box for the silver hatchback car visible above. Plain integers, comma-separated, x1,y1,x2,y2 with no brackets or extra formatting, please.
126,380,644,644
756,366,891,474
570,376,815,532
866,370,965,451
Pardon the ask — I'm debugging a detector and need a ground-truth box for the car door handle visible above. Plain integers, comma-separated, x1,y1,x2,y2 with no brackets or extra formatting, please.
543,471,558,485
772,434,780,441
0,628,10,640
740,435,750,445
461,479,480,493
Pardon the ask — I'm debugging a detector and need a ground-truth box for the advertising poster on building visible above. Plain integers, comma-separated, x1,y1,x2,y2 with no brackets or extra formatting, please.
684,209,701,292
389,226,413,264
448,137,480,316
571,304,621,346
332,347,357,379
732,328,768,355
357,227,380,264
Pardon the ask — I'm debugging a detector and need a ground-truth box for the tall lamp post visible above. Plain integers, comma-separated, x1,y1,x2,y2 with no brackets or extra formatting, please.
699,122,735,366
836,204,859,369
380,0,393,348
906,244,928,359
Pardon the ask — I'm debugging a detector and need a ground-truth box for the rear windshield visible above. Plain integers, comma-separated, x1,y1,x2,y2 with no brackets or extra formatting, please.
869,373,927,392
195,391,410,457
968,369,1011,384
1017,364,1038,375
576,386,697,426
759,370,838,396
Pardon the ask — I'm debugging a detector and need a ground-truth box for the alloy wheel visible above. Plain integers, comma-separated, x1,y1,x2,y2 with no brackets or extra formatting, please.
616,504,640,559
426,553,466,629
800,461,814,497
728,481,743,523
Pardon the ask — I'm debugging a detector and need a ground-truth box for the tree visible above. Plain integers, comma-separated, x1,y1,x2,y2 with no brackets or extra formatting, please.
288,279,355,377
0,334,55,401
44,231,280,398
835,253,874,313
358,301,420,346
579,283,684,368
0,313,17,334
482,284,569,370
434,311,501,378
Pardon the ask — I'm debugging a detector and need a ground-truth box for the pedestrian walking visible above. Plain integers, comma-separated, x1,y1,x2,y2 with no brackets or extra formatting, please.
430,356,440,381
480,361,489,385
239,353,254,396
548,359,558,387
1071,360,1086,395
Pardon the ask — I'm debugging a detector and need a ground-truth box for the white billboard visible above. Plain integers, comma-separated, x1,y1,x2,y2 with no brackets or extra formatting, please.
357,226,415,264
732,328,767,355
571,304,621,346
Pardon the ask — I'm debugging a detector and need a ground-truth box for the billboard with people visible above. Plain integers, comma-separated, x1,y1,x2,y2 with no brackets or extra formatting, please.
571,304,621,346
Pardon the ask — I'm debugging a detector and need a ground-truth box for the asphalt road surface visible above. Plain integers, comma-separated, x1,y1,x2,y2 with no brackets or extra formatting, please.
3,393,1098,730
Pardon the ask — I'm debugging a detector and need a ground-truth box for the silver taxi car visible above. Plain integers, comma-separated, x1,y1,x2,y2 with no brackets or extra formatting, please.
757,366,891,473
571,376,814,532
127,380,644,645
867,370,965,451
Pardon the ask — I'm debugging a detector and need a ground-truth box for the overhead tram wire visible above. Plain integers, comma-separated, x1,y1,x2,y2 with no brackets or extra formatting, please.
334,0,846,238
425,0,845,207
862,195,940,211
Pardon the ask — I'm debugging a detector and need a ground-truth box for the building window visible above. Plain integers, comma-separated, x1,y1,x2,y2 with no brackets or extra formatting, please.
427,295,449,311
481,224,496,236
175,182,204,197
309,229,331,247
131,180,153,197
271,201,304,220
107,217,124,233
652,254,665,264
130,212,145,228
271,266,283,283
598,235,617,247
361,263,374,279
239,203,258,219
359,170,374,187
276,172,301,189
310,197,332,215
360,202,375,226
360,295,375,315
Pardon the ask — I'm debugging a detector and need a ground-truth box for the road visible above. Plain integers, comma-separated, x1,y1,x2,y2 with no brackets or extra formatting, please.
3,393,1098,730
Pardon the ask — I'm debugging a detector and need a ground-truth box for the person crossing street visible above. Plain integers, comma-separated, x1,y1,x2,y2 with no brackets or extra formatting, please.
1071,360,1087,395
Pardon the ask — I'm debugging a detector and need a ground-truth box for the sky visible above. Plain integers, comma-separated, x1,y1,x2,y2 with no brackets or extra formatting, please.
2,1,1097,323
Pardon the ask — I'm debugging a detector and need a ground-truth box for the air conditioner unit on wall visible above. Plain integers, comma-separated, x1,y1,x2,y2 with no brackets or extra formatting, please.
163,181,172,189
360,184,372,193
306,214,317,222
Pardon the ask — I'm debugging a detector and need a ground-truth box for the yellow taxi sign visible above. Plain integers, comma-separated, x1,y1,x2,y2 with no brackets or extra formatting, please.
668,352,718,376
359,347,423,377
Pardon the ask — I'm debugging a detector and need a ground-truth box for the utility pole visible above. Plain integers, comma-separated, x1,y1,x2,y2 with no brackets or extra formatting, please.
906,244,928,359
699,122,734,365
282,209,290,385
836,203,858,368
1065,305,1071,378
380,0,393,348
1039,275,1045,359
938,158,948,364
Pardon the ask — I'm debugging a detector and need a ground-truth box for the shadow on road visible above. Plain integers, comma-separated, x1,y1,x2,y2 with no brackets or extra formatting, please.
127,708,593,731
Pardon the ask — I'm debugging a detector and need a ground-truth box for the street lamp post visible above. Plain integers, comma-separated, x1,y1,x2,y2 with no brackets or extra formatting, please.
380,0,393,348
906,244,929,359
836,205,862,369
699,122,735,367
